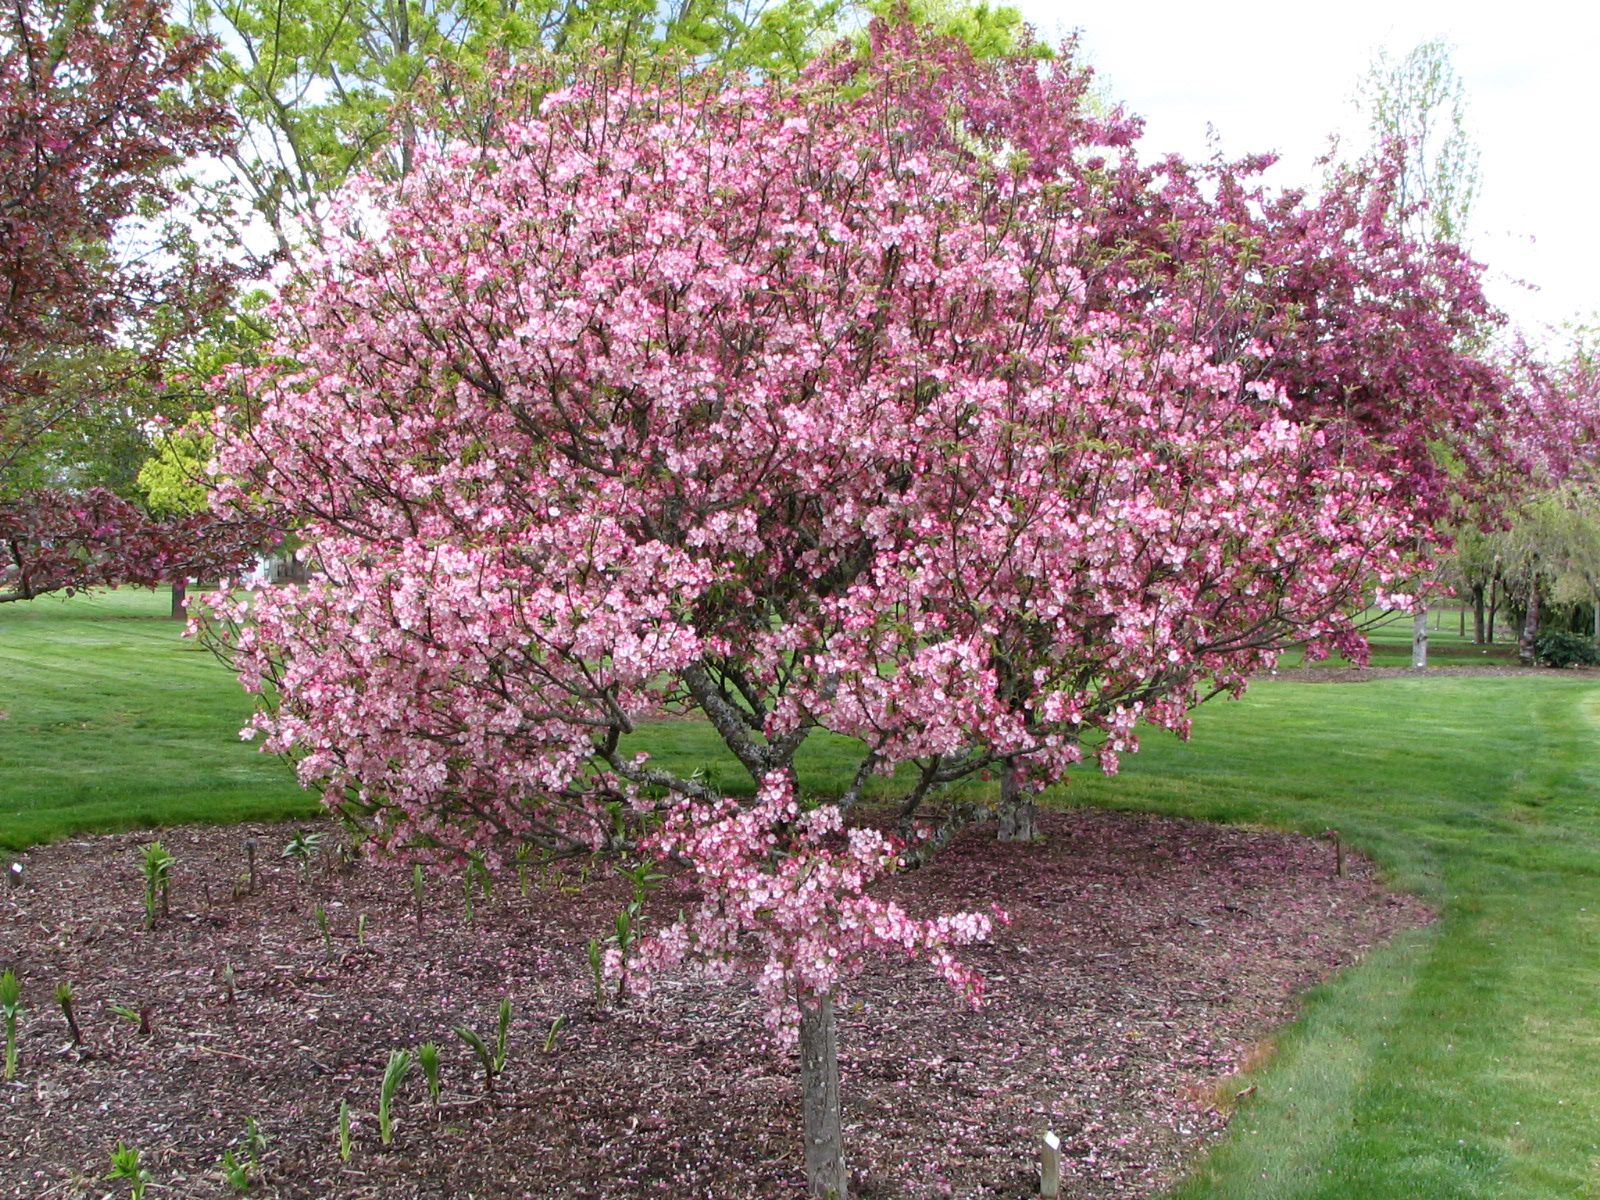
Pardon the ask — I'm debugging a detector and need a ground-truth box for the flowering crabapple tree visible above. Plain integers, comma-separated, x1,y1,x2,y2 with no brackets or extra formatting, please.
204,26,1517,1197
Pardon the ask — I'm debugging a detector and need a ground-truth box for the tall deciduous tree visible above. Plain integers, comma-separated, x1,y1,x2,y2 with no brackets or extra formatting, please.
203,27,1523,1197
1353,37,1480,246
1,0,254,600
1351,37,1488,667
183,0,883,262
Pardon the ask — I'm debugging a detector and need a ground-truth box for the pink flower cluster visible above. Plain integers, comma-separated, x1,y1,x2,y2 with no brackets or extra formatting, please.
628,773,992,1038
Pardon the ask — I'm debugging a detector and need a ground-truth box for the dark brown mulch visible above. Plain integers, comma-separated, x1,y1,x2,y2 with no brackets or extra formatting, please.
0,810,1429,1199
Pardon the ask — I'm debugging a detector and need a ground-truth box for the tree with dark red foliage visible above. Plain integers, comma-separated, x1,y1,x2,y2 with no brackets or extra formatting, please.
0,0,253,602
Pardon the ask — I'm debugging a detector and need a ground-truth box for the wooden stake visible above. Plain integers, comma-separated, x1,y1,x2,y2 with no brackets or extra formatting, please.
1040,1130,1061,1198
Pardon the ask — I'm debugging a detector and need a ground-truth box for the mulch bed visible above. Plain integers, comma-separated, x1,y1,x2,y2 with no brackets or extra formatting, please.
0,809,1429,1199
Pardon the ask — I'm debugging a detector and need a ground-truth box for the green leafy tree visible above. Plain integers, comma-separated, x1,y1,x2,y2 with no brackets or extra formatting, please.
1350,37,1485,667
129,296,274,613
1353,37,1480,245
182,0,864,258
136,431,212,519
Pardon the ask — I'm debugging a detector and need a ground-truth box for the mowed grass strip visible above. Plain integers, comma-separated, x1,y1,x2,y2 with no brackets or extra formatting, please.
1070,676,1600,1200
0,588,313,850
1279,606,1521,668
4,593,1600,1199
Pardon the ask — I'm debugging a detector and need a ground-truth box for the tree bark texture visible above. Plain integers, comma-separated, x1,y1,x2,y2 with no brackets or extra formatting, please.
170,580,187,620
800,994,848,1200
1519,579,1540,666
1472,584,1486,644
996,762,1038,843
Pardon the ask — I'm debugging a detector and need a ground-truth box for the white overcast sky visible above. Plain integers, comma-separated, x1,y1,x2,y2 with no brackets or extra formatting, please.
1015,0,1597,342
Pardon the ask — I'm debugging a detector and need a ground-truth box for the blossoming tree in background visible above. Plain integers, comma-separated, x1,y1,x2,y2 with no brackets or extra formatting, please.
205,25,1524,1197
0,0,257,602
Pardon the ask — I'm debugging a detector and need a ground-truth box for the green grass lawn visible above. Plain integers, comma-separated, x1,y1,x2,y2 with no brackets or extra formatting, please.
1280,606,1519,668
0,588,314,850
1075,675,1600,1200
3,590,1599,1199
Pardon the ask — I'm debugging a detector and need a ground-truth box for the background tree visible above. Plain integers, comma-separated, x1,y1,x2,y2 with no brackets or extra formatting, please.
1350,37,1486,667
1352,37,1480,246
182,0,876,263
0,0,254,601
132,296,276,613
1442,523,1501,644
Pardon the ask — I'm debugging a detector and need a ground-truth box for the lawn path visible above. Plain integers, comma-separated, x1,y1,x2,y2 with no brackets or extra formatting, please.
0,590,312,849
1138,677,1600,1200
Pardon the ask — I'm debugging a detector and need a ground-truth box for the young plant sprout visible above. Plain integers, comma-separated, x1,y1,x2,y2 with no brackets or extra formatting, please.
109,1002,152,1036
495,997,511,1074
411,864,425,926
337,1100,352,1162
461,852,493,926
313,904,331,956
542,1015,566,1054
453,1026,495,1096
453,998,512,1095
219,1147,252,1193
56,980,81,1046
107,1141,149,1199
220,1116,267,1191
356,913,367,946
1,969,21,1080
282,830,323,884
418,1041,441,1111
513,843,533,898
334,838,359,874
139,842,173,929
606,861,664,1003
377,1048,412,1146
586,939,606,1008
244,1117,267,1163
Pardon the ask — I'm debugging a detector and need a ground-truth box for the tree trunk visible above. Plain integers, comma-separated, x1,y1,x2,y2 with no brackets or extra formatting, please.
996,763,1038,843
1488,576,1499,643
170,580,187,620
1519,579,1540,666
1411,609,1428,671
1472,584,1486,644
799,994,848,1200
